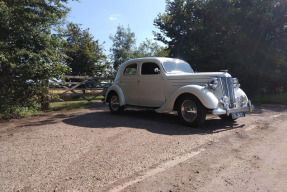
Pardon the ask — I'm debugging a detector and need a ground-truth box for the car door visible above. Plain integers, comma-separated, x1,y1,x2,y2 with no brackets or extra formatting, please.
119,63,138,105
137,62,165,107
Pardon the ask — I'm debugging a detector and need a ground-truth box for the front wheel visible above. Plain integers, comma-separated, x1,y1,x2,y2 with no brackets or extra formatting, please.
109,92,124,114
177,95,206,127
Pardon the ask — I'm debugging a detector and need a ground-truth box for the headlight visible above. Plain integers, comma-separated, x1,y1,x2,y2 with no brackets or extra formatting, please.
220,96,230,107
208,78,219,90
233,78,238,84
233,78,240,90
240,95,248,105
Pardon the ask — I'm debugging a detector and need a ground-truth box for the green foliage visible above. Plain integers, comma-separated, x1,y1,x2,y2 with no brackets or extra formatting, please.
135,38,170,58
253,93,287,105
109,25,137,70
0,102,39,120
154,0,287,95
0,0,74,119
109,26,169,71
62,23,107,76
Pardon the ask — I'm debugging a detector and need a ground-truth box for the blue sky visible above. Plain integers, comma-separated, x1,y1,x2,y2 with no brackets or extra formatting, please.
66,0,167,52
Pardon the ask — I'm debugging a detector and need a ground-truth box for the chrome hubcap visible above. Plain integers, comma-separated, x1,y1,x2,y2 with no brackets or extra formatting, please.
181,100,197,122
110,95,120,111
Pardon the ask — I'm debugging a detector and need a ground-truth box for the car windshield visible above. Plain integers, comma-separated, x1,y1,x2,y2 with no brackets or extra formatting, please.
162,61,194,74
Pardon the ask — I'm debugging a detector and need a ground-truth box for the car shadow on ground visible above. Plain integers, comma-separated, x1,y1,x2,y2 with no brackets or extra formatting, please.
62,108,246,136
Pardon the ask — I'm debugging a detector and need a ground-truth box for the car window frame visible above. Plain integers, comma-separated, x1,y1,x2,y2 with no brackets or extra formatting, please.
140,62,161,76
123,63,138,76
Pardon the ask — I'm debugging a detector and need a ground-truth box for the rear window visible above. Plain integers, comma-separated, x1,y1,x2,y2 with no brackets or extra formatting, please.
123,63,137,76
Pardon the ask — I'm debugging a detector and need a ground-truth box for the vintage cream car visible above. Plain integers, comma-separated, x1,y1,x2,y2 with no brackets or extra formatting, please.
105,57,253,127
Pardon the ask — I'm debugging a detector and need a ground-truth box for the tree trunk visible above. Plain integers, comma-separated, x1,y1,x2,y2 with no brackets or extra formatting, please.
41,79,49,111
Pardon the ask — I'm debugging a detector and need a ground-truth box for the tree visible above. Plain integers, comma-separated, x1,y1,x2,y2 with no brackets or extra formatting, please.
109,25,136,70
154,0,287,95
0,0,74,118
135,38,169,58
63,23,107,76
109,26,169,72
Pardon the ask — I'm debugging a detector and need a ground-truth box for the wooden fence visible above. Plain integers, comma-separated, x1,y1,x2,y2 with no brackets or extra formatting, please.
48,76,113,102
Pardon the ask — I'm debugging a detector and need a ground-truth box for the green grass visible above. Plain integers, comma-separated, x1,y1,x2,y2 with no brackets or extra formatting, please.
252,93,287,105
49,100,99,111
1,99,103,120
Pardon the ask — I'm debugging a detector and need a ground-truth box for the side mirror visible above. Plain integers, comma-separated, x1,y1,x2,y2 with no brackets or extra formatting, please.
154,68,160,74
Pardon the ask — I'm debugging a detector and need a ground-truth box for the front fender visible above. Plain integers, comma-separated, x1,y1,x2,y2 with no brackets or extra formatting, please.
235,88,248,100
105,84,126,106
156,85,219,113
234,88,250,107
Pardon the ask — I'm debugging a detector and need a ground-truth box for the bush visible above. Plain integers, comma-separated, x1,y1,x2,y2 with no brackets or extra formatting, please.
253,93,287,105
0,102,39,120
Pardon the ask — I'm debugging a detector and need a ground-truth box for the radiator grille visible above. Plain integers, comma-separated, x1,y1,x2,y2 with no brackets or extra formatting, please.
219,77,235,108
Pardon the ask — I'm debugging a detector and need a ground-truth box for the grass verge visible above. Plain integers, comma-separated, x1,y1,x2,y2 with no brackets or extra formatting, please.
49,100,100,111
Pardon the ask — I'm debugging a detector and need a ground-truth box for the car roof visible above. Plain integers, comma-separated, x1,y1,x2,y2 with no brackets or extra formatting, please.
114,57,189,80
120,57,186,67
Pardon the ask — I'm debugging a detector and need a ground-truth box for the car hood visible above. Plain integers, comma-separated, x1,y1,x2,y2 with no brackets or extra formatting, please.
165,72,232,86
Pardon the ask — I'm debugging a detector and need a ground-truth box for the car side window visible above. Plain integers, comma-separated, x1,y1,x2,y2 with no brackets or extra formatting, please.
123,63,137,76
141,62,160,75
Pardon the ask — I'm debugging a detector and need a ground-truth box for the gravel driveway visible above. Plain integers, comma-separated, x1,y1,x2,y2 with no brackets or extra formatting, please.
1,103,287,192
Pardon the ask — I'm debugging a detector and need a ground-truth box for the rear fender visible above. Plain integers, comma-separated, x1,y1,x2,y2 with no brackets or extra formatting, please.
105,84,126,106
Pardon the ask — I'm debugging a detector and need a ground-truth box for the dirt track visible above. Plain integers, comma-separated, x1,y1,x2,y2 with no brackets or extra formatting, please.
1,103,287,192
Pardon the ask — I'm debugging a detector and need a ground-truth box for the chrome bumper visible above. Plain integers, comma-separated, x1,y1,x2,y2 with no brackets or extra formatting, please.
212,100,254,116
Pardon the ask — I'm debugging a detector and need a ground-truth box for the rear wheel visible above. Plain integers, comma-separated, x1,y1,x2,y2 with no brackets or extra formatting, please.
177,95,206,127
109,92,124,114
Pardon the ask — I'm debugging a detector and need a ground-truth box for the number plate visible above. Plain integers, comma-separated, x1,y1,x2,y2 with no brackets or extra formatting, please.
231,112,245,119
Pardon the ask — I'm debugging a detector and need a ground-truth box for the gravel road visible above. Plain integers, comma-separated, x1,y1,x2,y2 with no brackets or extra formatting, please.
0,103,287,192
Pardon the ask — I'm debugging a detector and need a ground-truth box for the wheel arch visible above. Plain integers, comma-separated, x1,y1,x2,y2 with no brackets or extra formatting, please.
156,85,219,113
105,84,126,106
106,90,117,102
176,92,207,127
173,93,204,111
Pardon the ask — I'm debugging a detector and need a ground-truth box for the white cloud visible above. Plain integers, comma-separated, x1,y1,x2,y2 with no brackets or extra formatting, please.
109,14,120,21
